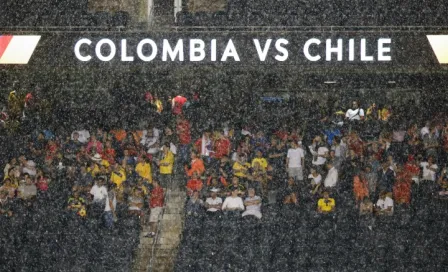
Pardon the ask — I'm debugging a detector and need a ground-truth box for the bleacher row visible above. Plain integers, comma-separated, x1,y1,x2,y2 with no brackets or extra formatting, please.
0,0,129,27
177,0,448,26
1,0,447,28
174,188,448,271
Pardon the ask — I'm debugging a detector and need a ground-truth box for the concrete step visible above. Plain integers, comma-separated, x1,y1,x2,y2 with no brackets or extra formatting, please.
158,236,181,246
161,214,183,221
164,207,184,214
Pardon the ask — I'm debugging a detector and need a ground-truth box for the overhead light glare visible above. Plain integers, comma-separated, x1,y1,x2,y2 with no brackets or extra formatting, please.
387,81,396,84
324,81,337,84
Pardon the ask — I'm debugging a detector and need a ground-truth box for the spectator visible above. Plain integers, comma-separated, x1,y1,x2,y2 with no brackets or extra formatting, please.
420,156,438,182
128,187,145,219
104,183,117,229
110,163,126,189
194,130,214,165
0,190,13,217
323,162,338,190
308,167,322,196
212,131,231,160
206,174,227,192
309,136,329,172
3,157,18,178
186,190,204,217
286,140,305,182
102,141,117,165
377,160,395,193
35,169,50,192
135,157,153,183
317,191,336,214
345,100,365,121
141,126,160,155
157,142,175,189
353,170,369,207
146,180,164,238
375,191,394,216
393,165,412,205
86,135,103,155
227,176,246,196
176,115,191,165
17,174,37,201
71,129,90,144
251,149,268,170
359,197,373,215
205,188,223,215
0,178,17,198
242,188,262,219
222,187,245,214
186,172,203,197
89,177,108,216
233,153,251,179
67,188,87,218
184,151,205,177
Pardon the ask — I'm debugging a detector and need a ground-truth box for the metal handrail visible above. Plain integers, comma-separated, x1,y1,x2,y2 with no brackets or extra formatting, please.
147,174,173,272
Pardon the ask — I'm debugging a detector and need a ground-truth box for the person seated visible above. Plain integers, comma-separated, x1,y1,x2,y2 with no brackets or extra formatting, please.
205,188,223,215
242,188,262,219
35,169,50,193
184,151,205,177
436,177,448,198
128,187,145,218
232,153,251,179
317,191,336,214
222,187,245,215
0,178,17,198
0,190,13,217
226,176,246,197
67,188,87,218
206,174,227,194
86,134,103,155
17,174,37,201
186,172,203,197
281,177,299,205
186,190,204,217
375,191,394,216
353,170,369,207
359,197,373,215
308,167,322,196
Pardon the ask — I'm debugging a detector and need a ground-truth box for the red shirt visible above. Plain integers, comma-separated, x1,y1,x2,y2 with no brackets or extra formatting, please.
102,148,116,164
186,179,203,195
150,186,164,208
172,96,187,115
177,119,191,145
213,138,230,159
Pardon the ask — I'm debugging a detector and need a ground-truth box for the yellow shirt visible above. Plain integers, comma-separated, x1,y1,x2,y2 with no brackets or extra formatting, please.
87,164,100,177
110,168,126,187
233,161,251,178
251,158,268,169
159,151,174,175
136,162,152,183
318,198,335,212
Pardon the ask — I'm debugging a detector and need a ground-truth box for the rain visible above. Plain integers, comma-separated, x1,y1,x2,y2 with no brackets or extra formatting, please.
1,1,448,272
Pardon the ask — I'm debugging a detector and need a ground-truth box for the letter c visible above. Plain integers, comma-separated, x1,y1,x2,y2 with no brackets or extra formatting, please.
74,38,92,62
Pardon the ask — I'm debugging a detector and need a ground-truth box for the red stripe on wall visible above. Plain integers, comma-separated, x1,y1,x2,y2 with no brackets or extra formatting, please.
0,35,13,59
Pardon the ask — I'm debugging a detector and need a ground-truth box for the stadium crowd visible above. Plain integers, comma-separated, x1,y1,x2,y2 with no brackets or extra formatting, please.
1,91,448,270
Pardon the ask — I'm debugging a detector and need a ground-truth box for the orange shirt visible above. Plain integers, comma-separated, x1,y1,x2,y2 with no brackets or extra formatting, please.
353,175,369,201
111,129,127,142
185,159,205,177
186,179,203,195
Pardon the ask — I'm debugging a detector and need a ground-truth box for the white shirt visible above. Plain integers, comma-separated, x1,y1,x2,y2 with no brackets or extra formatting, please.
345,108,364,121
104,190,116,212
71,129,90,143
420,162,438,181
420,126,430,138
242,196,262,219
324,167,338,187
287,147,304,168
376,197,394,212
309,146,329,165
222,196,244,211
308,174,322,185
90,185,108,202
206,197,222,212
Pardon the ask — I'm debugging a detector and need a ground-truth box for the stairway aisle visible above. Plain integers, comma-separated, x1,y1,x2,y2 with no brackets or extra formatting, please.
149,188,185,272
